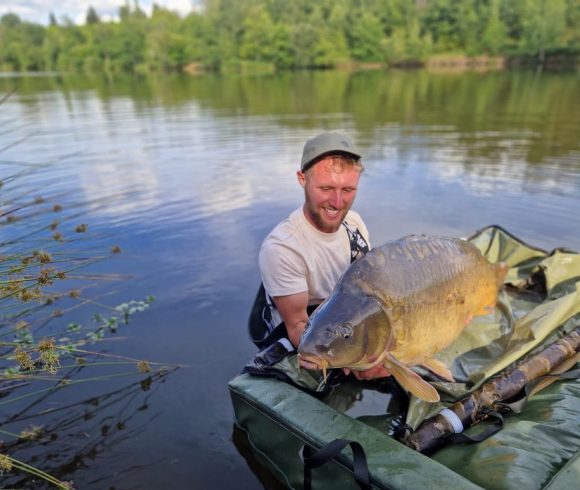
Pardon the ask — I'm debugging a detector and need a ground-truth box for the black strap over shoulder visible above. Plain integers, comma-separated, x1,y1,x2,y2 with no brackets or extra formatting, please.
247,283,280,349
342,221,370,263
302,439,371,490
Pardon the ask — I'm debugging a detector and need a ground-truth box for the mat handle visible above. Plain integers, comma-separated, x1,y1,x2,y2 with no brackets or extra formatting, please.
302,438,371,490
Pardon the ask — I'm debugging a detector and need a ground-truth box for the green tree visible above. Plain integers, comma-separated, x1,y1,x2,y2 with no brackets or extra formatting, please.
346,11,386,61
86,7,100,25
119,1,147,22
0,15,45,70
240,7,277,63
456,0,482,55
564,0,580,52
482,0,508,54
521,0,567,62
421,0,461,52
1,13,21,28
0,0,578,74
43,24,61,69
290,23,320,67
53,24,88,71
145,6,187,70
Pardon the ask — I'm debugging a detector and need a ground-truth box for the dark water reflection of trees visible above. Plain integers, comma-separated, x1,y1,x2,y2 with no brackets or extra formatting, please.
2,69,578,168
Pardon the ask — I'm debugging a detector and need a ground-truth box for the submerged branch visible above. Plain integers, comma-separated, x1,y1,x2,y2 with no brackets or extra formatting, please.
0,87,16,105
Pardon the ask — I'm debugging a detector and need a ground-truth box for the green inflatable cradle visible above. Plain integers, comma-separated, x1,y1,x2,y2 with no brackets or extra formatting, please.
229,226,580,490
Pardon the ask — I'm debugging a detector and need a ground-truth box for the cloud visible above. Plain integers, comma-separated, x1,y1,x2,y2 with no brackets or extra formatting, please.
0,0,196,25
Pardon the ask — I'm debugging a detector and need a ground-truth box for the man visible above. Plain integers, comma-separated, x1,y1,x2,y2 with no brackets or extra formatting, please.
251,131,389,380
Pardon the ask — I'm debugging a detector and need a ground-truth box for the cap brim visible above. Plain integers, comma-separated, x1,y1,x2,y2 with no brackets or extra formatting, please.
301,150,361,171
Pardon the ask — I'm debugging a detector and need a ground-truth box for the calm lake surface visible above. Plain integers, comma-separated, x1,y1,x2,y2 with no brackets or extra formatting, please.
1,69,579,488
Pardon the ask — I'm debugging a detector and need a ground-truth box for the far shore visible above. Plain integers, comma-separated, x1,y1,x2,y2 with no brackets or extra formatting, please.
1,54,577,79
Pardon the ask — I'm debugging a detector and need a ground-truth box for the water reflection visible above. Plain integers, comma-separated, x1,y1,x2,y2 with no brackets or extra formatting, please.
1,368,176,488
3,70,579,166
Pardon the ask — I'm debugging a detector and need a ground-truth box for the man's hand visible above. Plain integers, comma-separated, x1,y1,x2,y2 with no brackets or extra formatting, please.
299,357,319,370
343,364,391,380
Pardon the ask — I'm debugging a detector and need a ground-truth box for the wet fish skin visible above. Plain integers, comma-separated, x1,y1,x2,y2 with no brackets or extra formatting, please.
298,235,506,402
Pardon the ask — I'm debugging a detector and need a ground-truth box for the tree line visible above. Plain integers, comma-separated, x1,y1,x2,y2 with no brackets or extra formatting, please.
0,0,578,74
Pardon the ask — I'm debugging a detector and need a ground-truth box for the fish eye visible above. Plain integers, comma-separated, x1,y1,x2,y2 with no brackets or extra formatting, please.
337,323,353,339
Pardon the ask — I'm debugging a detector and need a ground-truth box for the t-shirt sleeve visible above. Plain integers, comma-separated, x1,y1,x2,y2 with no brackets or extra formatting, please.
259,242,308,297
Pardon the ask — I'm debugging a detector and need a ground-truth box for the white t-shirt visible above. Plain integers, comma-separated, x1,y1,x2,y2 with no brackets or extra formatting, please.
259,207,370,325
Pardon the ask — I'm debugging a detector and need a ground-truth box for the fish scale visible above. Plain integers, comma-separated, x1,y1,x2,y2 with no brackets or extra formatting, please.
298,235,506,402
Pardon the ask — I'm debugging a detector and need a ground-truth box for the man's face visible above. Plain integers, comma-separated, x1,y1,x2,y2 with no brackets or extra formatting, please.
298,157,361,233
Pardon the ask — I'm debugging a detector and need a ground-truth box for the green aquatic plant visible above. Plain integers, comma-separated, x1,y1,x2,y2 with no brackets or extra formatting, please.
0,208,170,487
0,453,73,489
0,92,176,488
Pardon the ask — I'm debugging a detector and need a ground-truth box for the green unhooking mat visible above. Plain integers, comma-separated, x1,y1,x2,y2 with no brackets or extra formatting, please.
229,226,580,490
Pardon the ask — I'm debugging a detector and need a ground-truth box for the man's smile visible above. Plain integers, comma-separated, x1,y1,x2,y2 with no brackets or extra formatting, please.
323,206,341,218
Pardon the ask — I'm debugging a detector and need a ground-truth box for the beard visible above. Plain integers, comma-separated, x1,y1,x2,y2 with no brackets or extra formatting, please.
304,196,350,233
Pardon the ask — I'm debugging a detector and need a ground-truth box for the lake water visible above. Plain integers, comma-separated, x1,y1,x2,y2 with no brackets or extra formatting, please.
1,69,579,488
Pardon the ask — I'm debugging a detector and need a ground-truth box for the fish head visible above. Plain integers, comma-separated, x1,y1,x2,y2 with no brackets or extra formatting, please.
298,291,390,371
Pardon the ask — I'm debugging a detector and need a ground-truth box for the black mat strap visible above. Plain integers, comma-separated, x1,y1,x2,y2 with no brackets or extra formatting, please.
302,438,371,490
447,410,504,444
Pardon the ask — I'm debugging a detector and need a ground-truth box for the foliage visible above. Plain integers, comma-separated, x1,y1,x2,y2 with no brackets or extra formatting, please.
0,0,578,73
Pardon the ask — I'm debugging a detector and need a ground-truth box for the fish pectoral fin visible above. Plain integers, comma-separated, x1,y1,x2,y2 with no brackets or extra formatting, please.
385,355,440,403
421,358,455,382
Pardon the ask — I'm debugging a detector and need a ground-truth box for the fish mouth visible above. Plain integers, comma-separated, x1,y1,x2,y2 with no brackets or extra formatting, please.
298,347,374,370
297,353,332,382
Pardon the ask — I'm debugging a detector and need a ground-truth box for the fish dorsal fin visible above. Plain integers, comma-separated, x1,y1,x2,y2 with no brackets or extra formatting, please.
384,354,440,402
421,358,455,382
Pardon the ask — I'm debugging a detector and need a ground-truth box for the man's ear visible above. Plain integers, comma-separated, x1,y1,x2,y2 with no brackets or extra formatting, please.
297,170,306,188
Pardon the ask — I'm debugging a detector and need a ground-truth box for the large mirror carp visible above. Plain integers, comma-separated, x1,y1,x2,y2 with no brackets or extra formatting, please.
298,235,507,402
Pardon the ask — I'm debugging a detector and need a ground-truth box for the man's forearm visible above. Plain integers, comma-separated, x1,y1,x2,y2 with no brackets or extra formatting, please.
287,319,308,348
271,291,310,349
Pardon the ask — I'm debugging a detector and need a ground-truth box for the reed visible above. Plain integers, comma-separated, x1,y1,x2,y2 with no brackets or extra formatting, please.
0,90,176,488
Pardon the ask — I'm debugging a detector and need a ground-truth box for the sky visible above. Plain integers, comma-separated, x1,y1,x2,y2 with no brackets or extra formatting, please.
0,0,199,25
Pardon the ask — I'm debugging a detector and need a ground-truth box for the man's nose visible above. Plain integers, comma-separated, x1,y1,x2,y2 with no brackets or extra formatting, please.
329,190,342,207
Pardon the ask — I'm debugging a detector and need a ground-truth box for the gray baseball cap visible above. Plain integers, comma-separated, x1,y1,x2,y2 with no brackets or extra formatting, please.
300,132,361,171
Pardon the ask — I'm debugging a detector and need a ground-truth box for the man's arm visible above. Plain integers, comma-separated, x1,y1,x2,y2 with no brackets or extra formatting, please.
271,291,309,348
